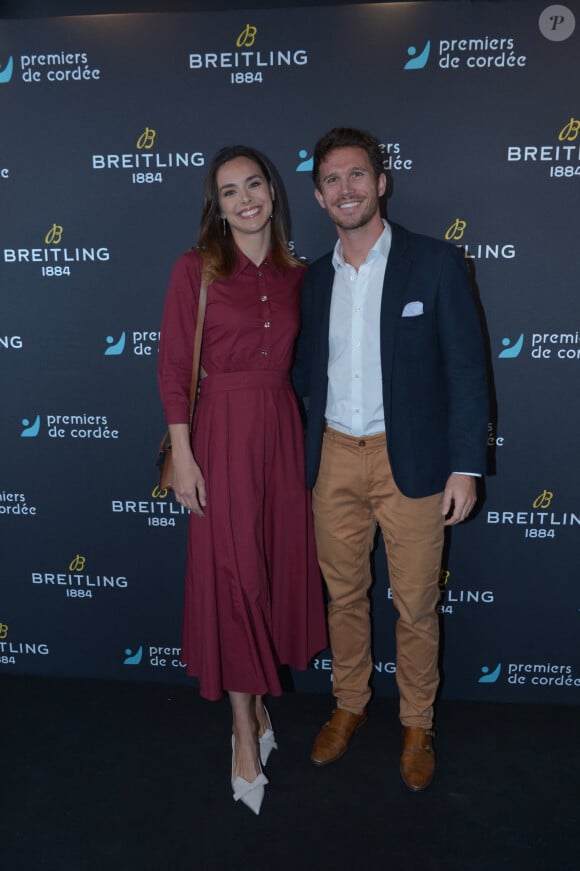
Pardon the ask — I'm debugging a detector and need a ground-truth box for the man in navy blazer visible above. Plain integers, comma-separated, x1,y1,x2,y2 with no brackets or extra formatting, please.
293,128,488,791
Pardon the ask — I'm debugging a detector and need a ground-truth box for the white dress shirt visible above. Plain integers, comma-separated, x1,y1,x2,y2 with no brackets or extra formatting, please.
325,221,391,436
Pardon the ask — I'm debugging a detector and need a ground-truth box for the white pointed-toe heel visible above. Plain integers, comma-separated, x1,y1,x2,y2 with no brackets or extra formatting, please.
231,736,268,815
258,705,278,767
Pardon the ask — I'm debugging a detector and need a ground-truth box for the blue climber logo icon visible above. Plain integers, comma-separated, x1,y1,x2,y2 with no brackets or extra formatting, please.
124,646,143,665
104,332,126,356
404,40,431,70
0,57,14,84
498,333,524,359
21,415,41,437
296,149,313,172
478,663,502,684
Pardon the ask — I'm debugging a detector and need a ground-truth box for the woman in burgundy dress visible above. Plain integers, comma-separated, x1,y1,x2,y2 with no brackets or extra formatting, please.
158,146,327,815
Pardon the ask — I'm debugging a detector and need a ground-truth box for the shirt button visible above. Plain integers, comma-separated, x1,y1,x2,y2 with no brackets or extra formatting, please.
261,350,268,356
264,321,271,328
257,270,263,277
358,440,366,447
260,295,268,302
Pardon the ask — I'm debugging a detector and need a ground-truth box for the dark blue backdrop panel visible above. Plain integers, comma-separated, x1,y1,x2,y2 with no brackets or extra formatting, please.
1,1,579,704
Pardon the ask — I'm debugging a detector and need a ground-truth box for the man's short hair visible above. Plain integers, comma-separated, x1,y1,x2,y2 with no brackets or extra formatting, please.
312,127,385,189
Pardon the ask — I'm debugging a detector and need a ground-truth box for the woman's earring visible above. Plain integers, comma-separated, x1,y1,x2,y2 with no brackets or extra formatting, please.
222,217,227,236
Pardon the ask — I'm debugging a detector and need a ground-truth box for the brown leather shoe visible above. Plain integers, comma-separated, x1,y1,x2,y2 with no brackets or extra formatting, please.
400,726,435,791
311,708,367,766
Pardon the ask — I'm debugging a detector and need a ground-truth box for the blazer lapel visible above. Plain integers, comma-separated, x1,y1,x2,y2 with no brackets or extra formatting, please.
316,253,334,372
380,224,411,394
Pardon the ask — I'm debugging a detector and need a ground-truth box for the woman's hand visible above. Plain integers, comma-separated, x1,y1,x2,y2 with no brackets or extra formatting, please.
168,423,207,517
173,453,207,517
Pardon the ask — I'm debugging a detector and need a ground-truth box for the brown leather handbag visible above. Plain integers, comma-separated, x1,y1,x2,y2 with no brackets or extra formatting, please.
157,270,208,490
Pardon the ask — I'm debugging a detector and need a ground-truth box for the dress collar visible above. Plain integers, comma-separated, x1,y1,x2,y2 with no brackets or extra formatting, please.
232,247,272,276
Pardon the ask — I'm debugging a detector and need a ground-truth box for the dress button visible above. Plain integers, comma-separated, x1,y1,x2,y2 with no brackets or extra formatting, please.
264,321,271,328
260,295,267,302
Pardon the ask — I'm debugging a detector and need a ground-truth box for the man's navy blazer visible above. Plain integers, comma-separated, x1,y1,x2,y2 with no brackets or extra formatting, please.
292,223,489,498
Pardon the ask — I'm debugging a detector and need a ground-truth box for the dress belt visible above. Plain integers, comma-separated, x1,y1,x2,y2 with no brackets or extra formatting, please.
198,370,291,396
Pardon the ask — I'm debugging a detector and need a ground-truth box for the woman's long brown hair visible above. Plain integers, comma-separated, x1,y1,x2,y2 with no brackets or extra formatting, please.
197,145,303,279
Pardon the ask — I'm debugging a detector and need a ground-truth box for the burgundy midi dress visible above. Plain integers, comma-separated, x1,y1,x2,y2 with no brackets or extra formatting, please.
158,248,327,700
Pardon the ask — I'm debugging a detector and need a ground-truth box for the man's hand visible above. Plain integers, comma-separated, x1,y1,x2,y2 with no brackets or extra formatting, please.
441,473,477,526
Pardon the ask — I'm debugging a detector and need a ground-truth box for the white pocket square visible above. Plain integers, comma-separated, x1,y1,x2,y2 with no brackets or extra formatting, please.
401,301,423,317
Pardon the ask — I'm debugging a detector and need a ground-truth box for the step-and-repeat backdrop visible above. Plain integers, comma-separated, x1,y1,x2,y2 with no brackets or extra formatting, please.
1,2,579,704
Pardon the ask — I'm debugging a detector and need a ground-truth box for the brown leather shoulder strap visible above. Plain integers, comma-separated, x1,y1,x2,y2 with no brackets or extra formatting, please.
188,266,209,428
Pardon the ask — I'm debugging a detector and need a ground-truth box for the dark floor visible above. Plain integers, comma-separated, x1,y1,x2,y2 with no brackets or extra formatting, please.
2,674,579,871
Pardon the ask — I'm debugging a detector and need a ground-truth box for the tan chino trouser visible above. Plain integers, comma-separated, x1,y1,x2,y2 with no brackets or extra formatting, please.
312,427,444,728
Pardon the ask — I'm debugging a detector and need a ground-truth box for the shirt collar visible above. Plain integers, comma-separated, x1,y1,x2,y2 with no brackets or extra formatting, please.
233,247,272,276
332,220,392,270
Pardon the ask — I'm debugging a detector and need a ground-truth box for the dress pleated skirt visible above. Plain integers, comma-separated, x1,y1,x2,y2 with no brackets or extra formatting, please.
181,369,327,700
